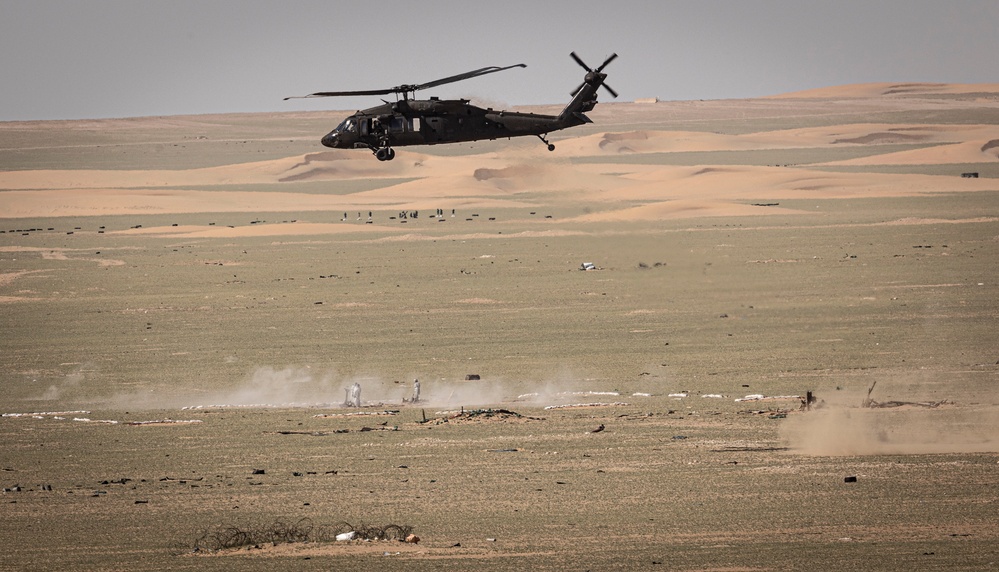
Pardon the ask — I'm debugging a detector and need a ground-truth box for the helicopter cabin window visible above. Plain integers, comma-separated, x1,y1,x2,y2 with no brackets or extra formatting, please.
389,116,408,133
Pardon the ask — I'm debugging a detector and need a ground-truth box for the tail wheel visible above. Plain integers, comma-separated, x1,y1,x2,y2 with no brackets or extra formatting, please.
375,147,396,161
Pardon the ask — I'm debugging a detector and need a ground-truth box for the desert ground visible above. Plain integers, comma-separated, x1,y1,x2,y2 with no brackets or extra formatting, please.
1,83,998,570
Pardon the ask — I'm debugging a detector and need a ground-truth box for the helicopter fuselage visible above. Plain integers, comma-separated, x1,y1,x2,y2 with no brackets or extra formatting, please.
321,97,588,152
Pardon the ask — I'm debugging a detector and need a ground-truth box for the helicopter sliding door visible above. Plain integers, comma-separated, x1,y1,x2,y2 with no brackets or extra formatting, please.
423,116,450,144
385,116,424,146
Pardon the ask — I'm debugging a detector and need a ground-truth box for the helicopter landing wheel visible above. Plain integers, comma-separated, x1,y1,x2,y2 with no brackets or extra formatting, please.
375,147,396,161
537,134,554,152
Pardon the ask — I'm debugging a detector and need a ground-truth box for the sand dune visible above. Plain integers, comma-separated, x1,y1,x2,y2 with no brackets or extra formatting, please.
1,151,994,222
2,84,998,226
569,199,802,222
820,137,999,165
768,82,999,99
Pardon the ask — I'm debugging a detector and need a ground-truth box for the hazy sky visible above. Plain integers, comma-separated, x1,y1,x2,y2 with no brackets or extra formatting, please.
3,0,998,121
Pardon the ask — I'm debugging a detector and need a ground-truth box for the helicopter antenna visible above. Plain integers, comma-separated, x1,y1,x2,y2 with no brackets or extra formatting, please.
285,63,527,101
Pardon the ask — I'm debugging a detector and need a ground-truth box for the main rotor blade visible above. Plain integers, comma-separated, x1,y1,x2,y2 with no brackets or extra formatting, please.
570,51,591,72
285,63,526,100
415,63,526,91
595,53,618,73
284,87,397,100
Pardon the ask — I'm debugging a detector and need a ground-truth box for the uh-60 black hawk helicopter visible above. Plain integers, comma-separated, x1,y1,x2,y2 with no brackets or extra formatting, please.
285,52,618,161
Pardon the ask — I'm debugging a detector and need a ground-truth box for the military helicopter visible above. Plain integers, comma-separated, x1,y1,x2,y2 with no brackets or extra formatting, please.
285,52,618,161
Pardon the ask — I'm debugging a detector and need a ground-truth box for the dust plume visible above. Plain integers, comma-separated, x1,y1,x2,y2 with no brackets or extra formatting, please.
38,363,91,401
782,379,999,455
411,377,511,409
37,362,613,412
104,366,346,410
193,366,341,407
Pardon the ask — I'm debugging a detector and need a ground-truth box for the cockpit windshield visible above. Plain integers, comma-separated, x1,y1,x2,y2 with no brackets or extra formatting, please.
335,118,356,133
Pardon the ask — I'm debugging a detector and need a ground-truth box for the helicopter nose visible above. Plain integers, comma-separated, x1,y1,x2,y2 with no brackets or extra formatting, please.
321,131,338,148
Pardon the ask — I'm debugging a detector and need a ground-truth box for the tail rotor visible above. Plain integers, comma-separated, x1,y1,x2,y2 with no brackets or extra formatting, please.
570,52,619,98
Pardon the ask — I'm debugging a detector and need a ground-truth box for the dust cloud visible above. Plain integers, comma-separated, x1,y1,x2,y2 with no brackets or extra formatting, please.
99,367,545,411
782,380,999,455
38,363,89,401
25,361,609,411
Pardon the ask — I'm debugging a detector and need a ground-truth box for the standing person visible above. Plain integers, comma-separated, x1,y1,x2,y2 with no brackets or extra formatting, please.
349,382,362,408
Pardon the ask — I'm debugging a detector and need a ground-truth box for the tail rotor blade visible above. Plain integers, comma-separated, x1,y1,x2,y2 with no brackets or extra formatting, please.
595,53,618,73
603,83,619,98
570,51,591,72
570,82,586,97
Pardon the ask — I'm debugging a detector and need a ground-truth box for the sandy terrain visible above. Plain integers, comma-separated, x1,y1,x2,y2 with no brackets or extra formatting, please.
1,82,998,570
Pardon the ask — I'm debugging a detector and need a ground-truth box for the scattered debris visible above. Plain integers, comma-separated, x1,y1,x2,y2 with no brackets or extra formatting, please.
844,475,858,483
2,410,90,418
127,419,202,426
579,262,597,271
422,408,543,425
544,402,628,410
710,445,789,452
182,403,339,410
861,381,948,408
518,390,621,400
591,424,605,433
734,394,803,402
313,411,398,418
866,400,949,409
193,518,415,552
272,426,396,435
4,412,204,426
